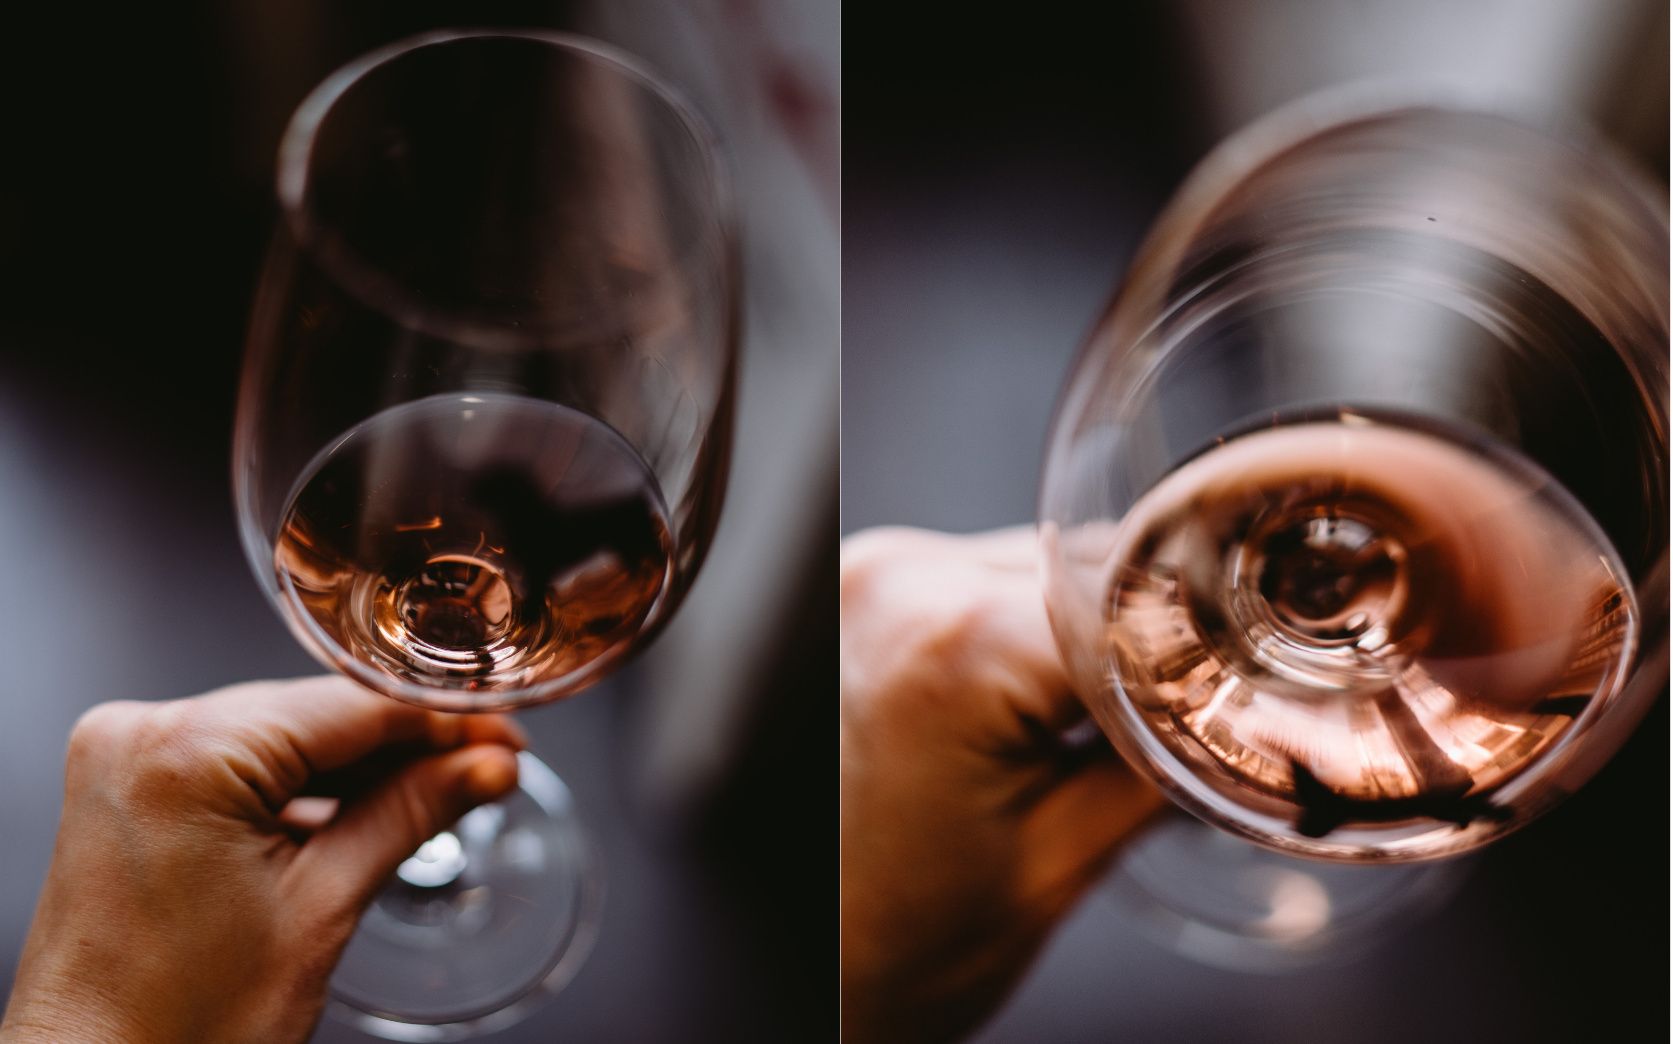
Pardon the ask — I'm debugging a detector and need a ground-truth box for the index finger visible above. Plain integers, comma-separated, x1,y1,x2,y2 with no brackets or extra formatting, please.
190,676,524,796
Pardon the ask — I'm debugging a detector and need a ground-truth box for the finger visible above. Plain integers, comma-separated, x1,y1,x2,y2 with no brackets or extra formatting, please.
296,743,521,910
291,713,525,802
234,676,529,767
298,714,529,799
1021,753,1168,904
190,676,525,795
295,748,442,803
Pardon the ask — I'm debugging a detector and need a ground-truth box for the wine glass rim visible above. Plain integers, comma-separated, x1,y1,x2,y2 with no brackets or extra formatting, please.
1095,80,1668,356
274,27,734,352
1040,77,1669,579
1146,77,1668,247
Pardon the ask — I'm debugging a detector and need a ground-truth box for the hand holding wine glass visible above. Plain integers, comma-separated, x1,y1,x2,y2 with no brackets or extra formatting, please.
840,526,1164,1044
1,678,521,1044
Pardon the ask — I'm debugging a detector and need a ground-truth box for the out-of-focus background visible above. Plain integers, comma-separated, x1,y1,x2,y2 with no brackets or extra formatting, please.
0,2,835,1041
846,1,1666,1042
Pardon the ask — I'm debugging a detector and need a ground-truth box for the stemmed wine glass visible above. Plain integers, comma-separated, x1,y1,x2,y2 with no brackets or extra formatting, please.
1039,89,1666,967
233,30,736,1037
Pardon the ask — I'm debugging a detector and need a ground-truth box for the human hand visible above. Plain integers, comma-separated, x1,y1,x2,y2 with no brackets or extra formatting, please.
840,527,1165,1043
1,676,525,1044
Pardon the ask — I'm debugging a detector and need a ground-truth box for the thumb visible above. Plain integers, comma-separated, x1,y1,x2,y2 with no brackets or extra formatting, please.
301,743,521,909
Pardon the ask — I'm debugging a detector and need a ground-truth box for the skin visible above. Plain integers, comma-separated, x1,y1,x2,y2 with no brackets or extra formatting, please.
840,526,1166,1043
1,676,525,1044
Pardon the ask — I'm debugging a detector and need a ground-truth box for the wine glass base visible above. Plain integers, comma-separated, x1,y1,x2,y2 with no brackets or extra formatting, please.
1102,815,1468,973
327,752,602,1040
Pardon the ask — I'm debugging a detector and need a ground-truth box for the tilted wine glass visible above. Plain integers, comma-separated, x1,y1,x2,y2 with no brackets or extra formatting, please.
233,30,736,1037
1039,89,1666,966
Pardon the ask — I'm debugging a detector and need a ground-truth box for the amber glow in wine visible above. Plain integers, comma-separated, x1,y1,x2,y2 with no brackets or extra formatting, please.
1102,410,1635,838
275,393,673,694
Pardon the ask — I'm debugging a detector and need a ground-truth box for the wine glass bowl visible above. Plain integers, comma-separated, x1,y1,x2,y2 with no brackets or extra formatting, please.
235,29,735,714
1040,91,1667,866
232,30,737,1036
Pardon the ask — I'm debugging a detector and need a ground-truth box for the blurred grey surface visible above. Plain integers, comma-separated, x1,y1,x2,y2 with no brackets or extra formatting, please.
0,1,833,1041
844,2,1666,1042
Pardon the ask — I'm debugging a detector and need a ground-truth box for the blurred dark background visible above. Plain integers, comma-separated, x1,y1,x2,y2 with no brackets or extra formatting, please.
845,1,1667,1042
0,2,835,1042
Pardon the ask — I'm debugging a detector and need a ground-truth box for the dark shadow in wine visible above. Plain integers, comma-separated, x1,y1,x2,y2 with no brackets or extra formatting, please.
1527,694,1592,717
468,465,667,630
1290,759,1514,839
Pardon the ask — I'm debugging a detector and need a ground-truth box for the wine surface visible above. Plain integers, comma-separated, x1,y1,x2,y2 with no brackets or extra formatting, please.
1101,410,1635,839
275,393,672,697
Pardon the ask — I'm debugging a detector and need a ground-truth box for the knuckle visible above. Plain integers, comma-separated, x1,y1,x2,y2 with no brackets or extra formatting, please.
839,527,942,601
841,529,966,637
123,702,239,786
65,699,255,807
838,533,895,609
844,601,978,709
130,703,200,762
65,701,149,779
840,527,1025,728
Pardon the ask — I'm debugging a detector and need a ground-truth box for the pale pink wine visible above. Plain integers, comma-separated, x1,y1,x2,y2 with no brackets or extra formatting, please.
1102,411,1635,838
275,393,672,694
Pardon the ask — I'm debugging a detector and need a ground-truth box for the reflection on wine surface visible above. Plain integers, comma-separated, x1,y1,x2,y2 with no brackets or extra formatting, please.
275,392,673,697
1101,409,1635,844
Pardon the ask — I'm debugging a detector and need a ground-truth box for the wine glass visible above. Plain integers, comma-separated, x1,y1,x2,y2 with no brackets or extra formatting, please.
1039,87,1666,967
233,30,736,1038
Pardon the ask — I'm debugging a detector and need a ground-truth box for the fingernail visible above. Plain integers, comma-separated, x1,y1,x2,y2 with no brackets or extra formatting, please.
463,746,519,801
